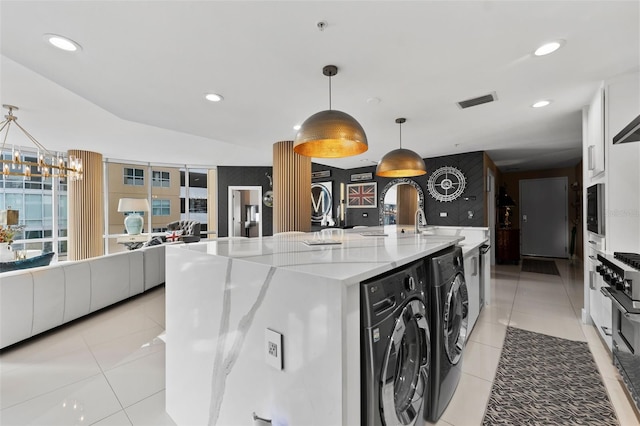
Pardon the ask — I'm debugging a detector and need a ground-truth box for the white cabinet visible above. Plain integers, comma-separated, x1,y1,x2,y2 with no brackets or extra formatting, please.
589,270,612,349
605,72,640,253
586,235,611,349
586,83,606,178
464,250,480,335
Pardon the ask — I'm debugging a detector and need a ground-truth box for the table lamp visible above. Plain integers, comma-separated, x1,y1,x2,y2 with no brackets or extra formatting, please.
117,198,150,235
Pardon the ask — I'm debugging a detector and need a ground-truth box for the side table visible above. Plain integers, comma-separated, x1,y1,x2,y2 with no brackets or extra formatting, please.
496,228,520,264
116,234,150,250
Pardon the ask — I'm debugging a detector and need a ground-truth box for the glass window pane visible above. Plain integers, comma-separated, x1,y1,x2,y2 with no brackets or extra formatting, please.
25,194,42,220
43,195,52,220
183,168,208,229
5,194,24,223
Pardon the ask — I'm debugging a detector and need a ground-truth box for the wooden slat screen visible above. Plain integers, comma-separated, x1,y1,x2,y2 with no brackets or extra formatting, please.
273,141,311,233
68,150,104,260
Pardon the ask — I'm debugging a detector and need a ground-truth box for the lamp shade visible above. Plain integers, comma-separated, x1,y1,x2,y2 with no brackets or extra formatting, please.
293,110,368,158
375,117,426,177
117,198,150,212
376,148,427,177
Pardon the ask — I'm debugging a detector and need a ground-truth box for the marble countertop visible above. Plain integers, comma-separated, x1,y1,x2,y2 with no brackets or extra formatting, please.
173,225,464,286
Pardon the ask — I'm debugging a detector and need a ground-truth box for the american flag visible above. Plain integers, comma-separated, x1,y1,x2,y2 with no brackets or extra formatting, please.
348,184,376,207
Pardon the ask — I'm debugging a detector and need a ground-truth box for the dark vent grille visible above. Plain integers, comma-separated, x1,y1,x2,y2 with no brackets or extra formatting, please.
457,93,497,109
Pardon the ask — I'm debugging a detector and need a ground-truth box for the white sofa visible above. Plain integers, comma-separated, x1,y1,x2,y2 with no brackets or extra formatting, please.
0,244,166,349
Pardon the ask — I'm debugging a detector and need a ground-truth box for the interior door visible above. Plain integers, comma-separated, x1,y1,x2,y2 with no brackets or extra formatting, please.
520,177,568,258
232,190,241,237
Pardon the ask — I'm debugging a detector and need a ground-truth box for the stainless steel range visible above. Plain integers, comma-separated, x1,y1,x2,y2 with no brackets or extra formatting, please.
599,252,640,409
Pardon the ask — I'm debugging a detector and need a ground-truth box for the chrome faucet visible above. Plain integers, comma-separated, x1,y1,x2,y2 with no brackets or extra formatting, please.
415,208,427,233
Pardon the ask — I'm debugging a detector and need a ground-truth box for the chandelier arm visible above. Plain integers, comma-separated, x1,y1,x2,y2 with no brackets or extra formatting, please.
13,121,54,157
0,120,11,152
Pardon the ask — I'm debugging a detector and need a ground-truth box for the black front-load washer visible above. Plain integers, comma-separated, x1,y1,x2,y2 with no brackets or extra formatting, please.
424,245,468,422
361,259,431,426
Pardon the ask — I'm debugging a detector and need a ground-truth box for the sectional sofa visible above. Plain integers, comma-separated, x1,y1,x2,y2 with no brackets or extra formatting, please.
0,244,166,349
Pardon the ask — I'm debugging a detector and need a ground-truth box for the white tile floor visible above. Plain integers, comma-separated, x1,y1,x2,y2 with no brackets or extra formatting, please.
431,259,640,426
1,259,639,425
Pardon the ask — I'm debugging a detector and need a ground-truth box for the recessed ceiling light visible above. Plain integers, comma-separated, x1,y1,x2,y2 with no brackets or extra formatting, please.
205,93,224,102
534,40,564,56
293,124,301,131
532,100,552,108
43,34,81,52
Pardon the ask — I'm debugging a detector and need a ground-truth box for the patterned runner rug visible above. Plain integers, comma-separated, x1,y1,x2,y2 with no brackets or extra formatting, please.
521,258,560,276
483,327,618,425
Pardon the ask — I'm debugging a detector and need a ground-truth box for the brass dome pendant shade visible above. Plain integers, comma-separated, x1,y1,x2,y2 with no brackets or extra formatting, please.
294,65,368,158
376,118,427,177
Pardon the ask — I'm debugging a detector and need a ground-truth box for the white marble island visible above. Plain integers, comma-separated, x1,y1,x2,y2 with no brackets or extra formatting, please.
165,226,464,426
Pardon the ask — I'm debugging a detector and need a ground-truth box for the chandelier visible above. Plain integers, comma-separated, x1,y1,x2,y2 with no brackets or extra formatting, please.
0,104,83,180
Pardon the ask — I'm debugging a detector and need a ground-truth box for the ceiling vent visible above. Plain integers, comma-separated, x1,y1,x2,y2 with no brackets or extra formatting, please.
457,92,497,109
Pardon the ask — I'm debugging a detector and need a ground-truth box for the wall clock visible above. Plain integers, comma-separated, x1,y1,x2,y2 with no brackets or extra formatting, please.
427,166,466,202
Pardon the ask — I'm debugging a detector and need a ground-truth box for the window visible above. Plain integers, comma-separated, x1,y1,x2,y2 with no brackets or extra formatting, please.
152,171,170,187
124,167,144,186
152,199,170,216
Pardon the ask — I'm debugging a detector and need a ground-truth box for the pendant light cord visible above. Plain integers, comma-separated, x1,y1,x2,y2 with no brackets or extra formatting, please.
328,75,332,110
399,121,402,149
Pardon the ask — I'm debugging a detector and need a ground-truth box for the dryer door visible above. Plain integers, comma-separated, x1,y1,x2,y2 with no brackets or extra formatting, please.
443,273,469,365
380,299,431,425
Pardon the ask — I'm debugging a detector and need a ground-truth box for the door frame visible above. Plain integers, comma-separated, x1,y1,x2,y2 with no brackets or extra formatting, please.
228,186,263,238
487,168,496,265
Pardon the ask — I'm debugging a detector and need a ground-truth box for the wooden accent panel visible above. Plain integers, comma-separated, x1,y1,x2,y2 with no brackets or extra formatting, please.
273,141,311,233
396,184,417,225
68,150,104,260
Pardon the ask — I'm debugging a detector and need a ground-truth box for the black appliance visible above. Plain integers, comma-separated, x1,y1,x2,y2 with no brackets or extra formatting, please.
613,114,640,144
598,252,640,410
424,246,468,422
586,183,605,235
361,260,431,426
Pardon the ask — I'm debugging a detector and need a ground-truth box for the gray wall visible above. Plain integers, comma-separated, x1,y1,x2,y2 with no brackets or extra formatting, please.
218,151,486,235
314,151,485,228
217,166,273,237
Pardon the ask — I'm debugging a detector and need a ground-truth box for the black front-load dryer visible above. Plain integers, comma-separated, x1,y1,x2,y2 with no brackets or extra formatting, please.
424,245,468,422
361,259,431,426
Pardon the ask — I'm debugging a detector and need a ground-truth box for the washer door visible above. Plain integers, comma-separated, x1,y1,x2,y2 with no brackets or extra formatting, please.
443,273,469,365
380,299,431,426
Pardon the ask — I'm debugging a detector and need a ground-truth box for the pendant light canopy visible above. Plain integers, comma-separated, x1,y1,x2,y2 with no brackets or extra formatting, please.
294,65,368,158
376,118,427,177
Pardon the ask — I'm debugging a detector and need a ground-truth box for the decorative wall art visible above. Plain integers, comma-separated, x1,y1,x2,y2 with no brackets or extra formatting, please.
347,182,377,208
427,166,467,202
350,172,373,182
311,181,333,223
311,170,331,179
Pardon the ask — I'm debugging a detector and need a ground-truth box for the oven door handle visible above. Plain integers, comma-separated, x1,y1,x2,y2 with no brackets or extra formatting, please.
601,287,640,323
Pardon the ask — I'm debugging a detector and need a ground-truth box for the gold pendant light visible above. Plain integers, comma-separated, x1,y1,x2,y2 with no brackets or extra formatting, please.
376,118,427,177
294,65,368,158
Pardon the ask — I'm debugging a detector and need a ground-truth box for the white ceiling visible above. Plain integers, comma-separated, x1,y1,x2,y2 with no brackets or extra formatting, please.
1,1,639,172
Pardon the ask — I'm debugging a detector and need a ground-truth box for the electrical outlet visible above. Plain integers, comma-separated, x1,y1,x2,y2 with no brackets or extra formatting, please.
265,329,283,370
440,212,448,217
